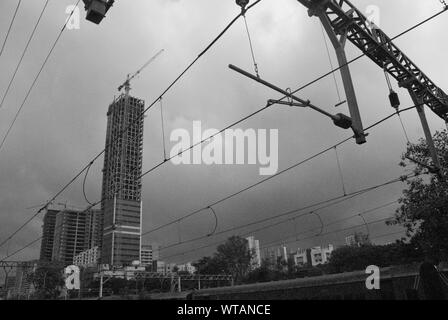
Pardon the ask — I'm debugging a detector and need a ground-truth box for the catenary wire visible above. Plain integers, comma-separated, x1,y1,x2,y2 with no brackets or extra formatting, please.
0,0,82,152
0,0,264,250
0,4,442,256
0,0,22,58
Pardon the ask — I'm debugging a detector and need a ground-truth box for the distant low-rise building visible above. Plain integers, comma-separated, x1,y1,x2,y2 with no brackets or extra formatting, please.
52,209,89,266
177,262,196,274
263,245,288,267
346,232,371,247
293,248,310,267
153,261,176,274
310,245,334,266
293,245,334,267
73,246,100,268
39,209,58,261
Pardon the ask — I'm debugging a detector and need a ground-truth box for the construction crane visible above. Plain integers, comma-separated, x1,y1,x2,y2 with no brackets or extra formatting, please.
297,0,448,175
118,49,165,95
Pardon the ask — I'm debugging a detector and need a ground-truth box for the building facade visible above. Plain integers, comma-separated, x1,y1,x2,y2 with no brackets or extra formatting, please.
246,236,261,269
101,94,144,266
262,245,290,270
140,245,152,267
73,246,101,268
85,209,103,250
177,262,196,274
39,209,58,261
52,210,88,266
345,232,371,247
293,245,334,267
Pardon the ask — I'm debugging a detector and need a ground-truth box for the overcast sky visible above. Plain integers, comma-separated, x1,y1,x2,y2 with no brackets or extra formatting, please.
0,0,447,266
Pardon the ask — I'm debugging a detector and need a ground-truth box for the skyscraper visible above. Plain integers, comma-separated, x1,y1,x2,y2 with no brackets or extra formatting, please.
39,209,58,261
246,236,261,269
52,209,88,266
101,94,144,266
85,208,103,249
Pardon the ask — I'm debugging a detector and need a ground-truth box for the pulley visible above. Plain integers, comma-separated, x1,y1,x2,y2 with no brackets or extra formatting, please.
333,113,353,130
383,64,400,110
389,90,400,110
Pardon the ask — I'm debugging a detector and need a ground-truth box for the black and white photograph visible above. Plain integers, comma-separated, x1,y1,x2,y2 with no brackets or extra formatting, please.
0,0,448,310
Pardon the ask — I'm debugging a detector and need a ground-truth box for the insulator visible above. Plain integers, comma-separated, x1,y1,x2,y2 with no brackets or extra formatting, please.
389,91,400,109
236,0,250,9
333,113,353,130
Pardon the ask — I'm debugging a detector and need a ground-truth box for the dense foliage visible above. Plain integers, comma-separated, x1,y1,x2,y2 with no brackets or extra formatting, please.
193,236,252,284
388,130,448,259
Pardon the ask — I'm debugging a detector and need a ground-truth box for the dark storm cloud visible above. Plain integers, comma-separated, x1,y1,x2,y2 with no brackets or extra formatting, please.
0,0,447,264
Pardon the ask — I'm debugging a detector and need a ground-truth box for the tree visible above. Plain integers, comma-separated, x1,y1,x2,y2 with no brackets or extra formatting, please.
215,236,253,283
326,243,423,273
28,262,65,299
193,256,225,275
193,236,253,284
243,260,281,284
388,130,448,259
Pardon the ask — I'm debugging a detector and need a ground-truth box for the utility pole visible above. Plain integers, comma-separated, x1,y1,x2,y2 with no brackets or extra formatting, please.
298,0,366,145
406,89,442,173
99,273,103,298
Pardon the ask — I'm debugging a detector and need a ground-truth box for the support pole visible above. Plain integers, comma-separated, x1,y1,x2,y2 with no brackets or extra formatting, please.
99,273,103,299
229,64,356,133
318,15,366,144
408,90,442,177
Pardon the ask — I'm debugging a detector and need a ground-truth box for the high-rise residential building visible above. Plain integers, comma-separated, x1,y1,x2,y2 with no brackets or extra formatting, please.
246,236,261,269
52,209,88,266
277,245,288,263
310,245,334,266
85,209,103,249
140,244,153,267
39,209,58,261
73,246,101,268
262,245,290,270
345,232,371,247
101,94,144,266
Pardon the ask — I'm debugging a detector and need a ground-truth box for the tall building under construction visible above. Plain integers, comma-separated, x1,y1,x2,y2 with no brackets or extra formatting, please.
100,94,144,266
52,209,89,265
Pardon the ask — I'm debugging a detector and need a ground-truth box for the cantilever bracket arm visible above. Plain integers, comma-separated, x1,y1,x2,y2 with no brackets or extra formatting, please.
267,99,309,108
229,64,360,139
